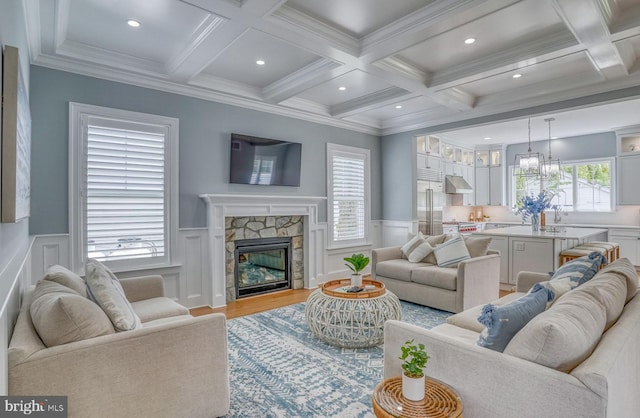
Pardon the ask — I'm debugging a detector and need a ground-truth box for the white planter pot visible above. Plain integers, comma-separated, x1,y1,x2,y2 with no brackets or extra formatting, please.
350,273,363,287
402,373,425,401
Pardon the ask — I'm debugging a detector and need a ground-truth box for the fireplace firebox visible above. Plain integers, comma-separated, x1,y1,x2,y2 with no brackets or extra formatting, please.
234,237,292,298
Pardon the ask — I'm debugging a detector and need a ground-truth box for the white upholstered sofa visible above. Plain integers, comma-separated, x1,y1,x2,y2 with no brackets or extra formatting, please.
9,272,230,418
383,258,640,418
372,235,501,313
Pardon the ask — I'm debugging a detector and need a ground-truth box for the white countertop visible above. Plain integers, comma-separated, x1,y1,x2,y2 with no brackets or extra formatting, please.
484,221,640,230
473,225,609,239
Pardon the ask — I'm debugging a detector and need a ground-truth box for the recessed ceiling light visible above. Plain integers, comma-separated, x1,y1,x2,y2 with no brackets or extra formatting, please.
338,86,346,91
395,105,403,109
464,37,476,45
512,73,522,79
256,60,265,66
127,19,141,28
484,137,491,140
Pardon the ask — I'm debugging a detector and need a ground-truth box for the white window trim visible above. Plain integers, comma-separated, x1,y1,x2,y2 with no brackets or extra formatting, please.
69,102,179,274
326,143,371,249
508,157,615,213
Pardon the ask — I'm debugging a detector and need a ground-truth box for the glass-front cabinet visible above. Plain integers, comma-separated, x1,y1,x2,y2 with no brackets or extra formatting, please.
416,135,441,155
490,149,502,166
476,150,489,167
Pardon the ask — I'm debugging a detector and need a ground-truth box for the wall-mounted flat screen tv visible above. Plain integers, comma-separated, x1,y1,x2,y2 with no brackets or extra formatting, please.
230,133,302,186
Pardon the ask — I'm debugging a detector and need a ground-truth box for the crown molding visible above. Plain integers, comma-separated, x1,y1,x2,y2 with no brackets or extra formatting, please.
189,72,263,99
32,54,381,136
262,58,344,103
55,40,168,77
270,5,360,56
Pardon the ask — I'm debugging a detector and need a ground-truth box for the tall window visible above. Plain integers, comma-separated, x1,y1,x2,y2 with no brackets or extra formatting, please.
70,103,178,272
327,143,370,246
511,158,613,212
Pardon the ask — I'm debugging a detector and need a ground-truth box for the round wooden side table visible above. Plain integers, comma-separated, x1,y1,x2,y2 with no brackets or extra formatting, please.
372,376,463,418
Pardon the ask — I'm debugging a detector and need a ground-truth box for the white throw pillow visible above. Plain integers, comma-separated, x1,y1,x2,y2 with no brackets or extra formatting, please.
407,241,434,263
401,232,424,257
433,235,471,267
85,258,141,331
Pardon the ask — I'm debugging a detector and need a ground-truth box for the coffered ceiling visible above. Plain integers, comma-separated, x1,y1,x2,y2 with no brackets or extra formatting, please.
22,0,640,137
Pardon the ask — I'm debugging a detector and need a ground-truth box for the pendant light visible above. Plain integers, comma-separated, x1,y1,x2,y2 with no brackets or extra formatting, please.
541,118,561,178
514,119,545,178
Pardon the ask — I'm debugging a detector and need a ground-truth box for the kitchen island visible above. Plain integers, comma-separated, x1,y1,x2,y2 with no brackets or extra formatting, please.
473,226,608,285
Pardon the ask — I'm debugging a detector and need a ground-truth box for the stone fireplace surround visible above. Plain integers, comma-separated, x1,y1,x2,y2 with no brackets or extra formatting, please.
200,194,326,308
226,216,303,301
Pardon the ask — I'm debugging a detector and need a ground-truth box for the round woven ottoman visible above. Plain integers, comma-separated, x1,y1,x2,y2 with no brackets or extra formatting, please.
304,287,401,348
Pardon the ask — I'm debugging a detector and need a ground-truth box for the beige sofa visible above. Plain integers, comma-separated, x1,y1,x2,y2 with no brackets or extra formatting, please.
383,258,640,418
9,274,230,418
372,243,500,313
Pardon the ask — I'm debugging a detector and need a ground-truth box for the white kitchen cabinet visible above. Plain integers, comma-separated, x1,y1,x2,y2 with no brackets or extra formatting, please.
462,165,475,206
618,154,640,205
609,228,640,265
475,167,490,206
475,146,505,206
487,236,509,283
489,165,505,205
510,237,555,284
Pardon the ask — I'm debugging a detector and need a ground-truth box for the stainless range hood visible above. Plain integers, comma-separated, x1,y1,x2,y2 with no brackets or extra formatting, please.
444,175,473,194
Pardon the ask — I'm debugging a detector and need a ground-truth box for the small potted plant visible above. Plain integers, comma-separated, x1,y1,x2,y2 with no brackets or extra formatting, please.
399,339,429,401
344,253,369,287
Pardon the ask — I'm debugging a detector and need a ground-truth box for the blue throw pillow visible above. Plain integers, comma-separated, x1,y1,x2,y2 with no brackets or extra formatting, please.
550,251,607,287
477,286,554,352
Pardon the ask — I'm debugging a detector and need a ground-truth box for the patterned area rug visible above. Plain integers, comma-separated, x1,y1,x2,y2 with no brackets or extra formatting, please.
225,301,451,418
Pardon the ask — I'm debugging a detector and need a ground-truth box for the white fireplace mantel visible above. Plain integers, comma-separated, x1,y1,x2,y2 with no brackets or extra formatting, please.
200,194,327,308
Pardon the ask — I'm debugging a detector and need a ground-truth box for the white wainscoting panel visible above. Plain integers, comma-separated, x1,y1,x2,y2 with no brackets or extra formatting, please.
178,228,209,307
381,220,417,247
31,234,69,283
0,237,34,395
31,231,210,308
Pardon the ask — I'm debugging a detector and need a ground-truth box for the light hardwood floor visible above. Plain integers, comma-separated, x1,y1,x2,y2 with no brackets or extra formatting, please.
190,288,513,319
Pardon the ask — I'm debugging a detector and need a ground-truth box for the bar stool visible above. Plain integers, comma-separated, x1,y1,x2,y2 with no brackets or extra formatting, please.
559,247,608,267
583,241,620,263
577,241,619,264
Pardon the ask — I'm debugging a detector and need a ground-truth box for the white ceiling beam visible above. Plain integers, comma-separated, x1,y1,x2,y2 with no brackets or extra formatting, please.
552,0,633,79
360,0,522,64
430,31,580,89
21,0,42,62
262,59,347,104
165,14,230,81
54,0,70,49
374,57,432,86
330,87,413,118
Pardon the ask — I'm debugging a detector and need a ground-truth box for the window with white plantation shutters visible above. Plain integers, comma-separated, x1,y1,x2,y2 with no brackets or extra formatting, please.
69,103,178,273
327,144,370,245
86,125,166,262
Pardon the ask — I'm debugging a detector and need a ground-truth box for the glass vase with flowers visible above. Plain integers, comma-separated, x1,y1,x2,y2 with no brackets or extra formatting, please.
515,191,555,232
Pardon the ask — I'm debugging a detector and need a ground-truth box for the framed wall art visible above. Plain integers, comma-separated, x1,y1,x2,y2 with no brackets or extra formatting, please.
1,45,31,223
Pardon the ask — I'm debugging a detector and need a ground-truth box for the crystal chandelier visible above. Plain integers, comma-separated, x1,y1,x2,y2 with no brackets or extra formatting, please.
514,119,545,178
541,118,561,178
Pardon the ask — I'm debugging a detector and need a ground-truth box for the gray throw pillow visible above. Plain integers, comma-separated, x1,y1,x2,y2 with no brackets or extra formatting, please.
85,258,141,331
43,265,87,296
30,280,114,347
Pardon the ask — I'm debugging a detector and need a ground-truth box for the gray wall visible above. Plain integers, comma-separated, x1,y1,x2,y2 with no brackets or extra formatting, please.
506,131,616,162
0,0,31,282
381,132,415,221
29,67,382,234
